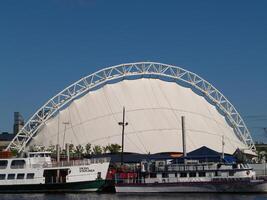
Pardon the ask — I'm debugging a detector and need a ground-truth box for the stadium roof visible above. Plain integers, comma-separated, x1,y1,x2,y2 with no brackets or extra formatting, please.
6,62,255,155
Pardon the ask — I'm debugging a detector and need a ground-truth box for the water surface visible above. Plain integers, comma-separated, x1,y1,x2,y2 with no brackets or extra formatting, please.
1,193,267,200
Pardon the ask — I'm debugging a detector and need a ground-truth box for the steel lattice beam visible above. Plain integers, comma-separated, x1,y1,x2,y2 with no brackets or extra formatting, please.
6,62,256,153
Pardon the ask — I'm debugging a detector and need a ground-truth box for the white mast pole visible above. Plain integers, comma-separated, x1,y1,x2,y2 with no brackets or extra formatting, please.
222,135,225,160
181,116,187,161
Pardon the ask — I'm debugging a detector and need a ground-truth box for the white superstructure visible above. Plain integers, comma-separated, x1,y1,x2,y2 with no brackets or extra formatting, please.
114,161,267,193
0,152,110,192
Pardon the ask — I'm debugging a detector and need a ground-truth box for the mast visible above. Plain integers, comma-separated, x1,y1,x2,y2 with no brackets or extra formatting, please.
56,116,61,183
62,121,70,148
181,116,187,158
66,143,70,163
118,106,128,165
222,135,225,160
56,143,60,183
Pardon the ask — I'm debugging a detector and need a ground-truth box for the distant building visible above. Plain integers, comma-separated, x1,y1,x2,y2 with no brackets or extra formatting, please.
0,112,24,150
13,112,24,134
0,132,15,151
255,143,267,153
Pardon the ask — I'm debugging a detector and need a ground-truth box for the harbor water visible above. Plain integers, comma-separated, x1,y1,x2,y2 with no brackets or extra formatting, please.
1,193,267,200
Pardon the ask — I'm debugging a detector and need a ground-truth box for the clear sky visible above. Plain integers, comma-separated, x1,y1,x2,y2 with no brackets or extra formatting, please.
0,0,266,142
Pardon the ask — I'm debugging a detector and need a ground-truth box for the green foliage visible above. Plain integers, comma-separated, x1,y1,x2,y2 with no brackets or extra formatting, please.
75,144,84,154
102,145,109,153
11,149,18,156
85,143,91,155
106,143,121,153
69,144,75,153
26,143,121,156
29,145,46,152
92,145,102,155
46,145,56,153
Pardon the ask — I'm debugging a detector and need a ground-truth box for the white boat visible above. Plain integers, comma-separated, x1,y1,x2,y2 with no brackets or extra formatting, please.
115,161,267,193
0,151,110,192
115,116,267,193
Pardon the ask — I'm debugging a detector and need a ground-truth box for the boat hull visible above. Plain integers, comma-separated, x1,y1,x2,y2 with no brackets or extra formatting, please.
115,181,267,193
0,180,106,193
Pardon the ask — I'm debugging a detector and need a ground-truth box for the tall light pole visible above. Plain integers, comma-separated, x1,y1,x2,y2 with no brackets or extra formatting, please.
62,121,70,148
118,107,128,166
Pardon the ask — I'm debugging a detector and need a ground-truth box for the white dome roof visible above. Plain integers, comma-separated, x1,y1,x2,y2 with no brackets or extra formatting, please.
32,78,247,154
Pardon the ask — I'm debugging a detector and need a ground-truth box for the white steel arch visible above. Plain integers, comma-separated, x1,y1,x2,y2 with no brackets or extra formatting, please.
6,62,256,153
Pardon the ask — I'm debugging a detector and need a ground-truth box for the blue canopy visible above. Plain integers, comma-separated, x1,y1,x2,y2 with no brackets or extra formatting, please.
173,146,236,164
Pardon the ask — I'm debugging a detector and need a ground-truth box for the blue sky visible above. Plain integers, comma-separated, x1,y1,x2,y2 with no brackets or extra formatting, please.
0,0,266,142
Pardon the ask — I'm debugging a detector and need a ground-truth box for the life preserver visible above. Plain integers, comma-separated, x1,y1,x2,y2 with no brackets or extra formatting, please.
246,170,250,175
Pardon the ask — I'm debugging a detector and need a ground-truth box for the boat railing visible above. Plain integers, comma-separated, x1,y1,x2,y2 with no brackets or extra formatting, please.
114,176,209,184
49,157,110,168
166,163,235,172
31,157,110,168
167,164,215,172
114,175,253,185
256,175,267,181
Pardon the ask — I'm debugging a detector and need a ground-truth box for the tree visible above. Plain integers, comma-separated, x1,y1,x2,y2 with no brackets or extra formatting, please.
69,144,75,153
85,143,92,155
92,145,102,155
102,145,110,154
29,145,46,152
107,144,121,153
29,145,38,152
11,149,18,157
75,145,84,154
46,145,56,154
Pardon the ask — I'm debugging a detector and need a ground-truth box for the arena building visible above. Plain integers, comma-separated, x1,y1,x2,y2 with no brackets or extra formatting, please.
6,62,256,155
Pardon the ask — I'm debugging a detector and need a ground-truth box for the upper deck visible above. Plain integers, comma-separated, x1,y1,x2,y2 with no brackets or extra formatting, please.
0,151,110,170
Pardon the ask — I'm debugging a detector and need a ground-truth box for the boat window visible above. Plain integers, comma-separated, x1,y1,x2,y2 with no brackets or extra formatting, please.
11,160,26,169
197,165,204,171
17,173,25,179
179,166,184,171
97,172,101,179
215,171,221,177
198,172,206,177
0,160,8,169
0,174,5,180
229,171,235,176
26,173,35,179
189,172,196,177
180,172,187,178
7,174,15,180
162,173,169,178
150,173,157,178
188,166,194,171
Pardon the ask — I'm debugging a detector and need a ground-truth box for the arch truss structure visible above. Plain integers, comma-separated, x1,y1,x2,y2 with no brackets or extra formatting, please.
7,62,256,153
